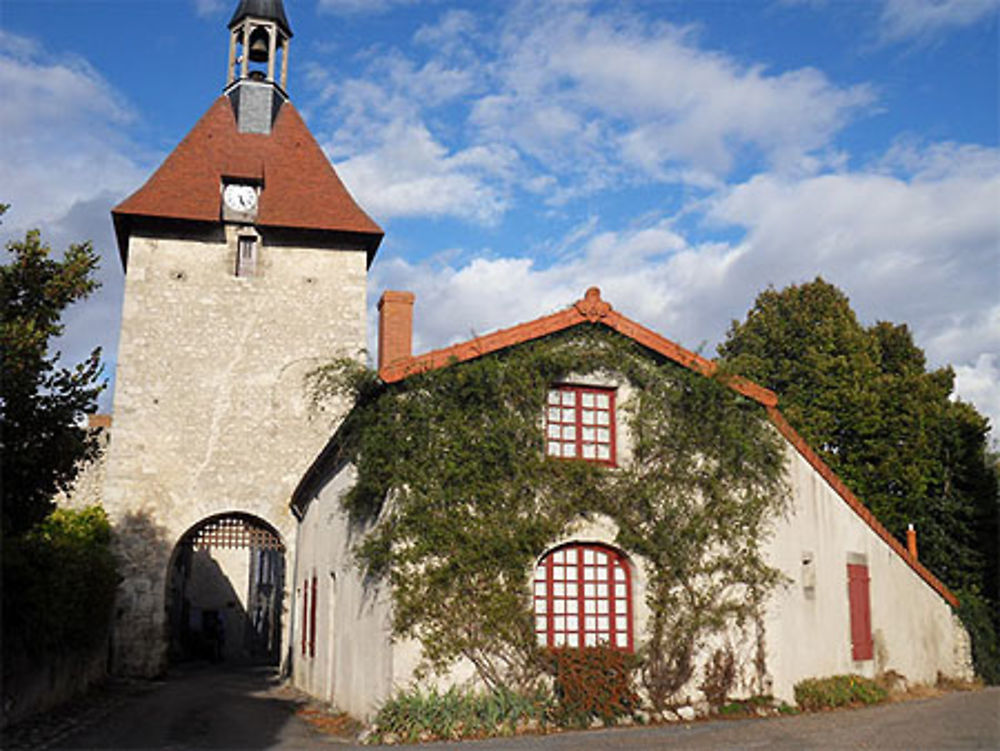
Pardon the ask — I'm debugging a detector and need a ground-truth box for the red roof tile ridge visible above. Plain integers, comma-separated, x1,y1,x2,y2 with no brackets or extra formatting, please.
765,405,958,608
379,287,777,406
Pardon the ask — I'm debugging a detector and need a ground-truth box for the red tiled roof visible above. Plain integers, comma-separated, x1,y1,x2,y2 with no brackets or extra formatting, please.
112,96,382,258
379,286,958,608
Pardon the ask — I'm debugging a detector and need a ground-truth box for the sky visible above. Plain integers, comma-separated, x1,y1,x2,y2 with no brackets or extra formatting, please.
1,0,998,436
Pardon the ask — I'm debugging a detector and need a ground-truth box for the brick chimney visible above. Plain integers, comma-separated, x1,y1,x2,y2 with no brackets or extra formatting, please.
907,523,918,560
378,290,415,373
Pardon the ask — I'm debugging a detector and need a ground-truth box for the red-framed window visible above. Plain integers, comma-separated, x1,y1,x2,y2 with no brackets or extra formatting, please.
533,543,633,651
545,386,616,465
309,574,318,658
847,563,873,661
300,578,308,656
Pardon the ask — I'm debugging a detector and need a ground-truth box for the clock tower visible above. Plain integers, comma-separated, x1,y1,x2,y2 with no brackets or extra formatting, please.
105,0,381,675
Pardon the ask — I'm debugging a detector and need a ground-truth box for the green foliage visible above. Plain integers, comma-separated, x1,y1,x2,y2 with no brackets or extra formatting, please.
2,507,119,658
1,219,104,536
720,277,1000,682
956,587,1000,685
367,685,552,743
548,646,640,726
312,326,789,705
793,674,888,710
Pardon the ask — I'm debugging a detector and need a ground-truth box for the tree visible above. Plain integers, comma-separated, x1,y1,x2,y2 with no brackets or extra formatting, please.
720,277,1000,681
1,206,105,537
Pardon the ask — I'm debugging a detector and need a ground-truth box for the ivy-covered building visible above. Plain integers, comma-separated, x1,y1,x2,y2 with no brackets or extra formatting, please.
289,286,972,719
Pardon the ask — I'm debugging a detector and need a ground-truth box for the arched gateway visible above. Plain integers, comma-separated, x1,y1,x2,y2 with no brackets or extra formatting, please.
101,0,381,677
167,513,285,664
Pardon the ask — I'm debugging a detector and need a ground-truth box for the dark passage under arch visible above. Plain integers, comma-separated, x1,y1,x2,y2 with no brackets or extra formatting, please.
166,513,285,665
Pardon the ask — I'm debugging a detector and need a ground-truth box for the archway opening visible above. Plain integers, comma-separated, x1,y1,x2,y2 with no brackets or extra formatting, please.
166,513,285,665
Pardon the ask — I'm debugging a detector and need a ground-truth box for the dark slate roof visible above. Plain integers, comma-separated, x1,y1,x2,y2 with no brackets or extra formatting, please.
228,0,293,37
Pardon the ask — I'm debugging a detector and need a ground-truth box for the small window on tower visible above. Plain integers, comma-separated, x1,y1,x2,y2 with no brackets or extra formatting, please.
236,236,257,277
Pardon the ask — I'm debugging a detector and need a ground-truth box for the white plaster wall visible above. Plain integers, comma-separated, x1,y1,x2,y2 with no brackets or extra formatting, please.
103,227,367,675
293,464,395,719
763,443,972,701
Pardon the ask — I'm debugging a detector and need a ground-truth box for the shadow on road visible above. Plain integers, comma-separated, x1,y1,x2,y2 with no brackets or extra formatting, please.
4,662,319,750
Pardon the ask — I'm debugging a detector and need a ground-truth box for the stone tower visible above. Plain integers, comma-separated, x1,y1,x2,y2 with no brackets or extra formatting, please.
105,0,382,676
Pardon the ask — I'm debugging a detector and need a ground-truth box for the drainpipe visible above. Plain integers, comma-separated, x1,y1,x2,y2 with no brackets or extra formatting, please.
907,524,918,560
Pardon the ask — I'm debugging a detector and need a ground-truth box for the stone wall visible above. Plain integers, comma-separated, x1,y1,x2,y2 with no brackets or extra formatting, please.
102,224,366,676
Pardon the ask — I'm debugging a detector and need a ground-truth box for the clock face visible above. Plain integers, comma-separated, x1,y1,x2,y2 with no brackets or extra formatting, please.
223,183,258,213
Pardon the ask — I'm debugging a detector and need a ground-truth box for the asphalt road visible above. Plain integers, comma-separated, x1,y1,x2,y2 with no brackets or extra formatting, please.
5,664,999,750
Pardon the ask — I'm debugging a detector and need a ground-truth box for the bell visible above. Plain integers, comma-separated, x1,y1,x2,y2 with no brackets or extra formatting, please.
248,29,270,63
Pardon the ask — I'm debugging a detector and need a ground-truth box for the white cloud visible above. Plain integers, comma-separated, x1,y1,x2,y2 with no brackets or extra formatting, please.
334,120,517,223
370,138,999,434
193,0,227,18
318,0,421,15
0,31,151,412
879,0,1000,42
954,354,1000,438
0,31,147,230
472,3,875,183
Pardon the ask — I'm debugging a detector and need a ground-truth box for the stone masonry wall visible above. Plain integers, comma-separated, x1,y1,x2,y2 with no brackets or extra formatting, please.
102,225,367,676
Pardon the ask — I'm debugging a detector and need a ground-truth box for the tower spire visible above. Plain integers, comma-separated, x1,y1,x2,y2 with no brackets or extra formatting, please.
226,0,293,91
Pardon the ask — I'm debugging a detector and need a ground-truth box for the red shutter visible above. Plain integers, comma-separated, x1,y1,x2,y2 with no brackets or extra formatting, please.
847,563,873,661
309,575,318,658
301,579,308,656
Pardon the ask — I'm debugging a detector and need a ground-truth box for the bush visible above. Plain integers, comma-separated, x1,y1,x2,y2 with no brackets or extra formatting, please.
793,674,887,711
2,506,118,658
367,685,551,744
549,646,640,727
956,587,1000,684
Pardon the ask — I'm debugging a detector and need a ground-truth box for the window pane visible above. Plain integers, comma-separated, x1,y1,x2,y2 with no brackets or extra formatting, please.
585,633,597,646
547,407,561,421
547,442,561,456
565,566,577,579
581,393,594,407
565,599,578,613
596,394,609,409
562,444,576,458
567,633,580,647
561,408,575,422
536,599,546,614
548,390,561,405
565,583,578,598
561,391,575,406
597,411,609,425
616,633,628,648
566,615,578,630
537,632,548,646
565,549,577,564
554,632,566,646
597,428,610,443
581,410,595,425
562,426,576,440
547,425,561,438
582,445,596,459
597,445,610,460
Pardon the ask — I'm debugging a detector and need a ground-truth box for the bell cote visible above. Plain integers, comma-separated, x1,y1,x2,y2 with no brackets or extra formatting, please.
225,0,293,135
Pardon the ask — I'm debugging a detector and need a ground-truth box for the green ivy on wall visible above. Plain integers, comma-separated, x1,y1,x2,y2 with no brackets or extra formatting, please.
310,326,789,709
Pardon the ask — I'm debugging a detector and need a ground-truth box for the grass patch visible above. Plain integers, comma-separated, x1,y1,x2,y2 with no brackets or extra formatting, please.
366,685,553,744
793,675,888,711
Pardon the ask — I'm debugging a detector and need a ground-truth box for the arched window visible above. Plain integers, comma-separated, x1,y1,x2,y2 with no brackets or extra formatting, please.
533,543,633,651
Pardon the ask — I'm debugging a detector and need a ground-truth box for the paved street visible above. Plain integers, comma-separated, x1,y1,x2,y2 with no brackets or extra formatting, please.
3,664,998,750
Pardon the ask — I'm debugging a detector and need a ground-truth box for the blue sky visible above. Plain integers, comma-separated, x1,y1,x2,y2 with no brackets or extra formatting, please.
1,0,998,434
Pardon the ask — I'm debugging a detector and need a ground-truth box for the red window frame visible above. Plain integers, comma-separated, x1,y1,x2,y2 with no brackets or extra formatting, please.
533,543,633,652
545,385,616,466
309,574,318,658
300,579,308,656
847,563,873,661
